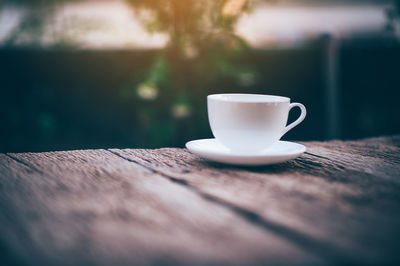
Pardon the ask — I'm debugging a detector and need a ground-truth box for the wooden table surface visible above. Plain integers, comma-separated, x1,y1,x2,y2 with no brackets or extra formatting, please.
1,136,400,265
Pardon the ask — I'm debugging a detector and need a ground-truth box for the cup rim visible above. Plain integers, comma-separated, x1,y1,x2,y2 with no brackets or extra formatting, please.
208,93,290,103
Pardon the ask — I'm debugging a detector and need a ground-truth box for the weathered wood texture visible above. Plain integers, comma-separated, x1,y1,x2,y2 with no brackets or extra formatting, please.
1,136,400,265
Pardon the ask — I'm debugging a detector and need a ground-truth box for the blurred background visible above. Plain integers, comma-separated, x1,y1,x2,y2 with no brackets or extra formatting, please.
0,0,399,152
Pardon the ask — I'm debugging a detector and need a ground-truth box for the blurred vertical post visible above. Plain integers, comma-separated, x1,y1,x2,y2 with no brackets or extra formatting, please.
324,34,341,140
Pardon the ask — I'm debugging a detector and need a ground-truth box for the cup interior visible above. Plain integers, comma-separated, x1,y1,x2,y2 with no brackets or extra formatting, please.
208,94,290,103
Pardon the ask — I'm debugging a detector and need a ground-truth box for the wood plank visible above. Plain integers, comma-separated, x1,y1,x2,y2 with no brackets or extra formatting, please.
302,136,400,180
0,154,49,266
0,151,322,265
110,136,400,264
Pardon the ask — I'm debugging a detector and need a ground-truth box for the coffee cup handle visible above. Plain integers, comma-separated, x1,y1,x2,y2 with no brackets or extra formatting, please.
282,103,307,136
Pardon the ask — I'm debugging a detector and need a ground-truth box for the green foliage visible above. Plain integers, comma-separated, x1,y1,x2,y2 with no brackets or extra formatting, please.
0,0,265,147
126,0,251,44
1,0,90,47
124,0,258,125
3,0,82,5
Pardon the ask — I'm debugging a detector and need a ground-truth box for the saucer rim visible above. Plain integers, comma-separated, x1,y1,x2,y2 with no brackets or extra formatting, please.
185,138,306,158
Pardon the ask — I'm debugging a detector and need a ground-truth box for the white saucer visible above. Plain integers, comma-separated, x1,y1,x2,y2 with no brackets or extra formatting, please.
185,139,306,166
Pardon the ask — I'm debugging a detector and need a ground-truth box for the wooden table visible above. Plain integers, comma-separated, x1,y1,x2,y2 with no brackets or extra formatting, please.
1,136,400,265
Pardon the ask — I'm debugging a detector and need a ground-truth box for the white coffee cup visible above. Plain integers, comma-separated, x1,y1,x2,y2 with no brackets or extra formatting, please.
207,93,306,153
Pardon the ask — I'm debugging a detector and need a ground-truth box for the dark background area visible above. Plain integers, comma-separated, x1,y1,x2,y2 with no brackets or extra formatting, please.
1,36,400,152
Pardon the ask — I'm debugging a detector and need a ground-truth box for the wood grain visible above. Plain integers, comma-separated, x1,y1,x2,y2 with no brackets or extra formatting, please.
1,136,399,265
0,150,321,266
110,136,400,264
